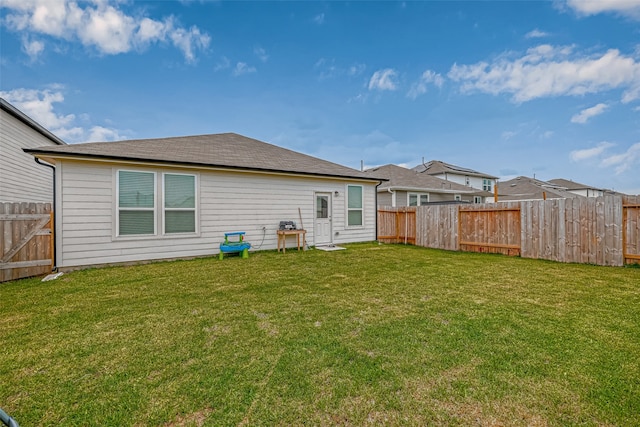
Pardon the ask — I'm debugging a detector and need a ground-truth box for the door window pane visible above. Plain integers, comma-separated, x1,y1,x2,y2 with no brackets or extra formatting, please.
316,196,329,218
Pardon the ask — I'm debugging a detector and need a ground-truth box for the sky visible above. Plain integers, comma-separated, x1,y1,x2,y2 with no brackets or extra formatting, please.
1,0,640,195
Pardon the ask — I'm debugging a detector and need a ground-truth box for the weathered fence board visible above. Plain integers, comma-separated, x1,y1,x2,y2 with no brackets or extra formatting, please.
623,195,640,264
378,195,637,266
378,207,416,245
415,204,458,250
0,202,53,282
458,205,521,256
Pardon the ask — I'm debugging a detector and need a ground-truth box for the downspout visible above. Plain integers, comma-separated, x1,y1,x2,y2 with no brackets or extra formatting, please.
375,180,383,241
34,158,57,272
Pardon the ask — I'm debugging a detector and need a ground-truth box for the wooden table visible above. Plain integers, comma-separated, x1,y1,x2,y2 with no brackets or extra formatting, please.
277,229,306,253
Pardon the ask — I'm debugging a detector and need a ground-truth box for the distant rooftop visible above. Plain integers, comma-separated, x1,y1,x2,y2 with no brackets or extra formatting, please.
364,164,484,194
412,160,498,179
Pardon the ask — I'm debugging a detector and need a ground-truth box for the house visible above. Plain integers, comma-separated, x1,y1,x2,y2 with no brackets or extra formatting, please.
24,133,385,269
412,160,498,193
364,164,490,206
0,98,66,202
493,176,583,201
546,178,613,198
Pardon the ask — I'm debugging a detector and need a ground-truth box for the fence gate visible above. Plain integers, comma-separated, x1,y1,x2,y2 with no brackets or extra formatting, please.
0,202,53,282
623,196,640,265
458,205,522,256
378,207,416,244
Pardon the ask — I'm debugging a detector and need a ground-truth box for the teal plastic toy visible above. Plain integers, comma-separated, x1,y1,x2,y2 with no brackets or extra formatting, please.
219,232,251,260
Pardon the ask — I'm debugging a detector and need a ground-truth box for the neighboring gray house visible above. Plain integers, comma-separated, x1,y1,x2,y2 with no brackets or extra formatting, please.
365,164,490,206
412,160,498,193
494,176,583,201
547,178,613,198
25,133,385,269
0,98,66,202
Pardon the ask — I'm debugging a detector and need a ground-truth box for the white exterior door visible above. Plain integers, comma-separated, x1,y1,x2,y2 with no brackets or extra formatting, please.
314,193,332,246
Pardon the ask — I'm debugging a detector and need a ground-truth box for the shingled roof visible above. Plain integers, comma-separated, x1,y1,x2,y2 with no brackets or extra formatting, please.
412,160,498,180
24,133,384,181
364,164,487,194
497,176,581,201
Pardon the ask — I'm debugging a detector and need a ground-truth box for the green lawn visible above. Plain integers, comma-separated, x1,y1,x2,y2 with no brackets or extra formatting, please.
1,243,639,426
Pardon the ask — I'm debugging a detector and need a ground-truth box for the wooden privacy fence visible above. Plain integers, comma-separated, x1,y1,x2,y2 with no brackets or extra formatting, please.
378,195,640,266
378,207,416,245
0,202,53,282
624,197,640,264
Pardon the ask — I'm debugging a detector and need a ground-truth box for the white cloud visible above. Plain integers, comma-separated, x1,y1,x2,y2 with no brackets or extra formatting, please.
501,130,517,140
407,70,444,99
541,130,554,139
313,13,325,25
22,35,44,61
566,0,640,19
315,59,365,80
570,141,615,161
525,29,549,39
254,46,269,63
348,63,366,76
86,125,122,142
347,93,368,104
448,44,640,103
214,56,230,71
233,62,256,76
0,87,123,143
169,26,210,63
601,142,640,174
571,103,610,124
368,69,398,91
2,0,210,63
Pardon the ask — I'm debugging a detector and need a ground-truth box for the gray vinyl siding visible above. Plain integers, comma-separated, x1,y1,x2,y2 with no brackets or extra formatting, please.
377,191,393,207
0,110,58,202
57,160,377,268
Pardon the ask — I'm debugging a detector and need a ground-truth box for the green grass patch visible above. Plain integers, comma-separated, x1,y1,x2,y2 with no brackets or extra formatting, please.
1,243,639,425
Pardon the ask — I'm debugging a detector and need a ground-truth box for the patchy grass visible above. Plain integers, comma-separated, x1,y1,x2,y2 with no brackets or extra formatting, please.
1,243,639,426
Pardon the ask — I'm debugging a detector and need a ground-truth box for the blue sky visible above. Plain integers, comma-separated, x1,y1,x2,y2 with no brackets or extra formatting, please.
1,0,640,194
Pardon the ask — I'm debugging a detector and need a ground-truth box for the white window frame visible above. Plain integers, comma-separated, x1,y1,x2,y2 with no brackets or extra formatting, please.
483,178,493,192
116,170,157,237
115,169,200,239
408,192,429,206
454,194,461,201
346,184,364,228
474,196,483,204
162,173,198,235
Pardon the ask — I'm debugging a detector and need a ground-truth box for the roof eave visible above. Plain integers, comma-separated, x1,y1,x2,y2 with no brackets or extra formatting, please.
24,149,387,183
1,98,66,146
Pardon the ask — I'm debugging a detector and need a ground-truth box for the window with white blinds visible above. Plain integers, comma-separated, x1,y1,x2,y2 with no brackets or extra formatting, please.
164,173,196,234
118,170,156,236
347,185,363,227
117,170,197,237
